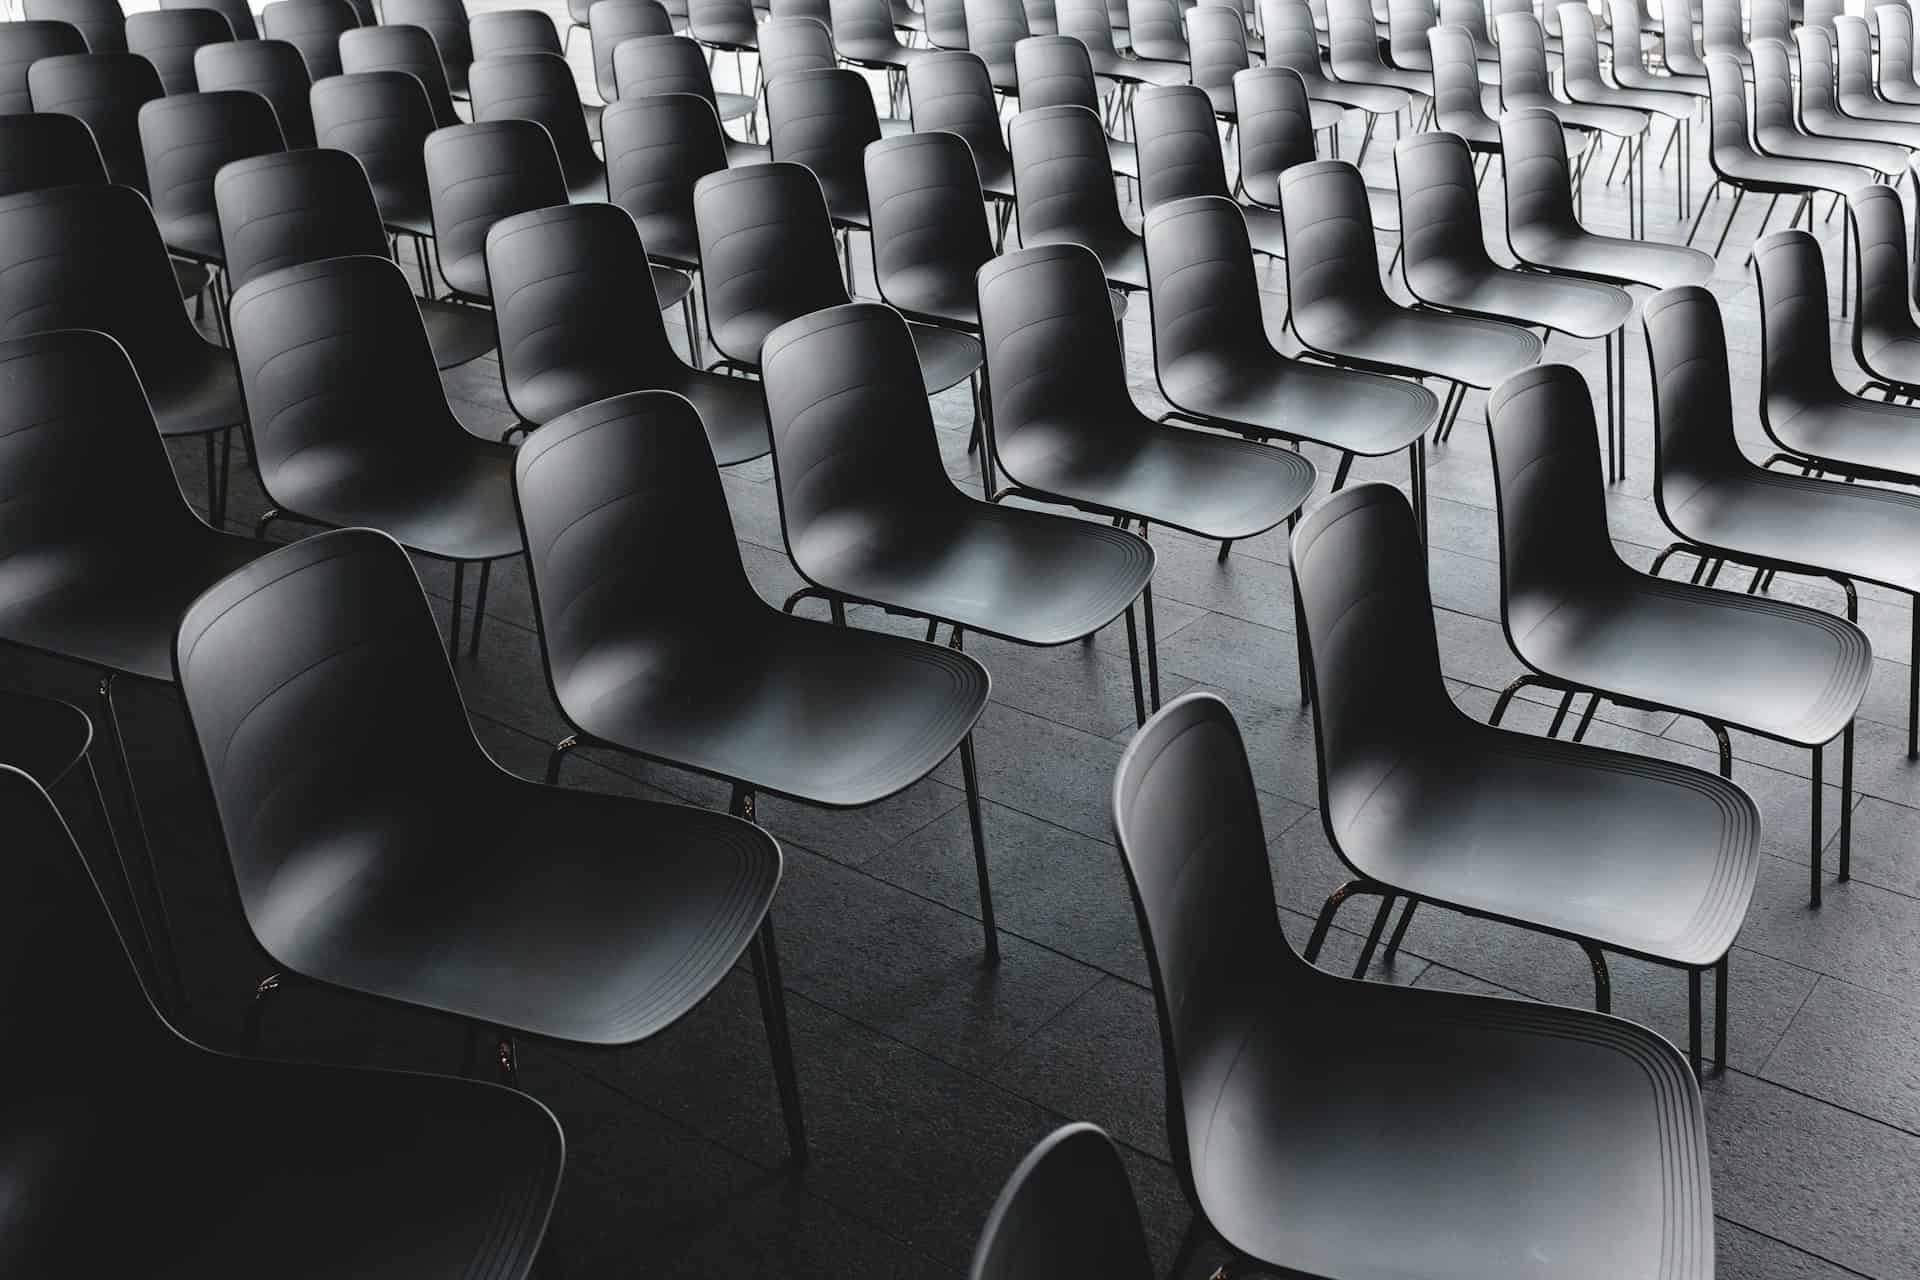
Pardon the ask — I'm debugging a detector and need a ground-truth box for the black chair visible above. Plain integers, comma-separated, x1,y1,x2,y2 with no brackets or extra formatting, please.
228,254,520,657
1013,33,1141,181
766,64,880,242
1187,2,1251,123
470,6,563,58
310,67,439,252
0,184,247,519
1135,81,1286,257
589,0,673,102
978,241,1316,683
602,89,724,272
1057,0,1183,86
1559,2,1693,215
423,118,567,302
514,389,992,988
612,34,760,158
0,110,108,196
761,301,1159,723
864,128,995,330
834,0,928,73
1644,283,1920,761
259,0,357,79
1837,14,1920,126
469,50,607,204
906,50,1016,205
1488,361,1868,916
486,203,765,458
193,38,315,147
761,12,838,88
1753,35,1908,178
1395,130,1633,476
1008,104,1146,290
1128,0,1190,63
386,0,475,98
174,524,802,1164
0,21,87,114
160,0,259,41
1111,690,1718,1277
216,147,498,369
0,758,564,1278
26,50,159,190
1327,0,1422,118
124,7,231,96
1797,25,1920,151
969,1124,1154,1280
340,23,466,127
1146,194,1440,534
963,0,1029,88
25,0,125,52
1498,12,1651,234
1263,0,1405,155
1849,182,1920,400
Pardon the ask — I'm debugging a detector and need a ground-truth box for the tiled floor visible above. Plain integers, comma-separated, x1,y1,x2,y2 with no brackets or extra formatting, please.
30,16,1920,1276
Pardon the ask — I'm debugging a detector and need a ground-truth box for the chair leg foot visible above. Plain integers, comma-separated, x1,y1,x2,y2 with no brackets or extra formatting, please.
545,735,578,785
1304,880,1370,964
1583,942,1611,1013
244,971,282,1052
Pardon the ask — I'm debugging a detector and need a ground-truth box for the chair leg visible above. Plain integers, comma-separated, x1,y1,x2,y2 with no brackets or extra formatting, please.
1217,538,1234,562
1583,941,1611,1013
1303,879,1373,963
1124,603,1146,727
1487,673,1549,726
752,916,810,1166
1710,186,1748,259
1351,893,1396,978
1168,1214,1208,1280
244,971,283,1051
496,1031,520,1088
1142,579,1162,711
1687,967,1702,1078
99,673,188,1012
1381,896,1419,964
958,732,1000,963
468,560,492,657
1569,693,1601,742
1840,721,1854,882
448,560,465,658
1714,954,1729,1071
1810,740,1824,907
1909,598,1918,758
545,734,578,785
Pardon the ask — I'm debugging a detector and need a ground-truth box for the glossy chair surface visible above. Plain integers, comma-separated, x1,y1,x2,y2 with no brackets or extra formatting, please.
124,7,231,95
865,129,994,328
1008,103,1145,289
589,0,674,100
25,0,125,52
139,89,284,262
969,1124,1155,1280
160,0,259,42
612,33,759,143
1850,184,1920,395
601,90,725,268
423,117,570,299
765,65,880,228
259,0,357,79
1135,81,1286,255
0,21,88,114
192,38,315,147
0,110,108,196
386,0,476,97
469,50,605,202
1752,36,1905,174
907,48,1015,198
26,50,160,190
340,22,466,126
311,70,439,237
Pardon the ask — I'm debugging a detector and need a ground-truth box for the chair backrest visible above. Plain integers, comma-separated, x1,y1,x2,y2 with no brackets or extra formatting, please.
964,0,1031,74
774,0,833,24
1127,0,1187,58
0,111,108,196
612,33,724,108
422,118,569,297
1428,22,1494,133
1394,129,1495,288
384,0,475,93
687,0,760,46
760,15,837,85
1188,3,1250,99
311,71,436,212
977,242,1137,447
1500,105,1579,235
1746,0,1788,45
864,129,995,308
25,0,125,52
125,8,231,95
1557,2,1605,89
601,91,725,264
1703,52,1755,166
1388,0,1436,65
1881,4,1920,94
470,6,563,58
160,0,258,40
1013,33,1098,109
1795,24,1840,118
1438,0,1494,51
340,25,463,127
1753,228,1844,407
766,65,880,213
1850,184,1913,356
1133,83,1231,212
175,527,486,951
1027,0,1059,34
831,0,900,50
1835,14,1878,101
1485,363,1625,637
1495,10,1552,105
693,162,850,365
1261,0,1331,85
1749,37,1797,138
0,22,88,115
968,1124,1156,1280
1278,158,1388,319
193,38,315,146
216,146,392,288
1487,0,1532,40
1233,65,1315,203
1008,103,1125,244
924,0,972,47
1662,0,1705,64
1327,0,1387,71
1056,0,1124,58
589,0,673,100
906,50,1010,186
1804,0,1842,37
1143,194,1268,374
469,50,601,186
1641,285,1747,515
1606,0,1651,73
139,89,284,232
26,51,160,191
260,0,357,79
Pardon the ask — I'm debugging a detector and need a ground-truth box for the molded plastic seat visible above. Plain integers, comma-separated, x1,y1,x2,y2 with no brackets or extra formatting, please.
1796,25,1920,149
0,761,562,1279
1111,689,1719,1279
124,7,231,96
602,91,725,269
1560,3,1687,120
1011,35,1144,178
1753,36,1904,175
1057,0,1185,84
1327,0,1422,96
1135,82,1286,256
1127,0,1189,63
161,0,259,42
834,0,930,67
1232,66,1341,207
1699,0,1748,68
1837,15,1920,126
1386,0,1434,71
0,111,109,196
25,0,125,52
760,14,835,83
908,50,1017,199
193,38,315,147
259,0,356,79
865,129,995,329
765,66,879,229
139,90,284,263
26,51,160,190
688,0,761,49
385,0,476,98
0,22,88,114
922,0,971,47
979,242,1317,540
1427,23,1501,151
470,51,607,203
1607,0,1706,96
1281,157,1541,389
1438,0,1502,76
216,148,497,369
424,118,571,300
311,70,439,238
1009,104,1146,289
1498,12,1646,139
612,34,759,143
1660,0,1709,77
340,23,466,127
762,302,1156,647
1878,3,1920,106
589,0,673,101
470,6,563,59
969,1125,1154,1280
1263,0,1406,117
1849,183,1920,397
486,204,769,461
1187,3,1251,120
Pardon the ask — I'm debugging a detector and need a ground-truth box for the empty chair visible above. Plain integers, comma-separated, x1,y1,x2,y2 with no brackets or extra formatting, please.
612,35,759,157
1186,3,1251,121
174,525,802,1162
1426,21,1501,153
340,22,466,127
216,148,493,369
1492,362,1866,920
311,70,440,261
864,129,996,330
1008,104,1146,290
386,0,476,98
1753,37,1907,178
760,13,837,86
1014,32,1143,179
589,0,672,102
1135,83,1286,257
1850,183,1920,399
0,21,87,115
0,110,108,196
907,50,1015,201
1327,0,1423,106
124,7,231,95
1127,0,1189,63
970,1125,1154,1280
160,0,260,40
1114,690,1718,1277
1499,12,1651,234
1560,3,1693,214
687,0,761,52
922,0,971,47
1879,3,1920,106
193,38,315,147
423,118,567,301
229,256,519,656
1797,24,1920,150
1387,0,1435,71
1607,0,1706,98
1438,0,1501,74
486,203,765,459
1234,65,1346,209
1837,14,1920,126
762,302,1158,721
27,51,160,191
1145,195,1439,528
602,90,725,269
1280,158,1540,443
1057,0,1185,86
25,0,125,52
469,6,562,58
260,0,357,79
1699,0,1747,69
963,0,1029,89
139,89,283,270
1265,0,1406,150
514,389,993,977
766,65,879,232
469,50,606,203
834,0,928,70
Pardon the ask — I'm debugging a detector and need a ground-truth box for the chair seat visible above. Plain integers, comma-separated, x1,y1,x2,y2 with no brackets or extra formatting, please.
1304,74,1410,115
1085,49,1187,85
440,248,489,300
516,364,771,463
975,152,1017,200
1409,262,1633,340
1614,63,1707,95
1802,106,1920,150
1668,468,1920,596
1882,78,1920,107
1768,390,1920,483
652,263,694,310
634,216,701,269
907,320,983,393
1202,81,1237,118
148,348,249,440
1162,350,1438,456
1128,37,1190,64
1713,148,1876,196
884,264,981,330
1026,227,1148,291
794,496,1153,644
840,36,929,68
1335,723,1756,967
1107,136,1139,179
0,690,92,789
1758,126,1906,176
159,211,225,264
1838,92,1920,127
1566,75,1690,119
1195,979,1713,1280
1510,228,1713,289
266,442,524,562
1330,60,1425,95
693,19,759,48
725,136,771,165
173,257,212,301
1295,304,1542,388
998,417,1317,539
420,298,498,369
1859,329,1920,391
716,90,758,122
561,610,987,805
1241,203,1287,259
370,181,435,237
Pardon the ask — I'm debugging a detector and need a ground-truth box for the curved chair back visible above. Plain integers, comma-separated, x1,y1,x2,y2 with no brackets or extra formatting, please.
1804,0,1842,39
1277,158,1387,318
1499,105,1581,236
694,162,849,366
1750,37,1798,140
1606,0,1655,75
1750,0,1792,51
831,0,904,54
260,0,357,79
27,51,160,191
1388,0,1436,68
216,147,392,288
0,111,108,196
969,1124,1156,1280
1128,0,1188,61
765,65,880,209
760,15,837,85
865,129,994,311
978,242,1137,447
0,22,88,115
1394,129,1495,288
470,7,563,59
1143,194,1268,371
1189,2,1250,105
311,71,437,220
774,0,833,21
469,50,601,189
1495,10,1552,107
1850,184,1914,361
25,0,125,52
385,0,475,96
1795,25,1840,119
687,0,761,48
612,33,727,111
125,8,231,95
139,90,284,248
1881,4,1920,99
1008,104,1126,246
1753,228,1845,407
1134,83,1231,211
602,91,726,266
341,23,465,126
962,0,1030,82
1234,65,1316,203
1013,32,1098,109
1703,52,1756,171
193,38,315,146
906,50,1012,187
1641,285,1746,515
422,118,569,298
1262,0,1333,86
1835,15,1880,103
587,0,672,100
1428,23,1496,140
1438,0,1496,54
1328,0,1391,76
1557,2,1607,92
1056,0,1124,60
160,0,258,40
924,0,972,48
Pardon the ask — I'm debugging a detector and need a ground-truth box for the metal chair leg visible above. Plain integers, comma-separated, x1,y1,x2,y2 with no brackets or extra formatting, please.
1351,893,1396,977
496,1031,520,1088
545,734,578,784
1810,741,1824,907
1124,603,1146,727
730,784,808,1164
1687,967,1702,1078
244,971,283,1051
958,731,1000,963
448,560,465,658
1714,954,1729,1071
1840,722,1854,881
1142,578,1162,711
1303,879,1374,963
1381,896,1419,964
99,673,188,1012
1583,942,1611,1012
